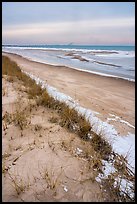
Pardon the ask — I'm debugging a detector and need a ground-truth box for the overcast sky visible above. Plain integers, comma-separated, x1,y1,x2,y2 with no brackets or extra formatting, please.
2,2,135,45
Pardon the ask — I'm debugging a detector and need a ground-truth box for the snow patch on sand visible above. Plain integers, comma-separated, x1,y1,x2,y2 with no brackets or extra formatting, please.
107,113,135,129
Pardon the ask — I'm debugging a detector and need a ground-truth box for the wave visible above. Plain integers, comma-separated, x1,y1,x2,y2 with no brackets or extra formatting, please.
2,48,135,82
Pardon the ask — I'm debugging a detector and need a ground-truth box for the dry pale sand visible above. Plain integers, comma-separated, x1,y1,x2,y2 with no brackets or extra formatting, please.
3,52,135,136
2,75,106,202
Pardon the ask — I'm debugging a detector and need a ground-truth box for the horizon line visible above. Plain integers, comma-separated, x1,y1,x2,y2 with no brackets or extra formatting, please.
2,44,135,46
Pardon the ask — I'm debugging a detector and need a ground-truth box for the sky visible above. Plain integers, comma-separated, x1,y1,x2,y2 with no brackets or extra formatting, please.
2,2,135,45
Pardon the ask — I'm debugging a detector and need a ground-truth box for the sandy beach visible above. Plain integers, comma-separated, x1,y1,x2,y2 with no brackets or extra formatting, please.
3,52,135,136
2,53,135,202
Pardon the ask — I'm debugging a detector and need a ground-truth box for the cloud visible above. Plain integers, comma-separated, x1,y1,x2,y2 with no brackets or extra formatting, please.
2,17,135,44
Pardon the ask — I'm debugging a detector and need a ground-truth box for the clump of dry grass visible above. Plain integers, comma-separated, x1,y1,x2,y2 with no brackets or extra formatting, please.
113,153,135,185
58,104,91,141
77,119,91,140
42,168,61,190
8,173,30,196
27,83,43,99
2,109,29,131
2,56,21,77
90,133,112,160
59,106,79,130
12,109,29,130
100,152,135,202
2,56,30,86
36,90,57,109
102,171,135,202
2,56,43,99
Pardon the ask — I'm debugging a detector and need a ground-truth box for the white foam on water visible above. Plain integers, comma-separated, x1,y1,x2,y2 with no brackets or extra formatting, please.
2,48,135,82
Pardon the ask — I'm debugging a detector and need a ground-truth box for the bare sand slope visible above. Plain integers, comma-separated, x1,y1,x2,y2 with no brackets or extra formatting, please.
2,76,105,202
3,52,135,136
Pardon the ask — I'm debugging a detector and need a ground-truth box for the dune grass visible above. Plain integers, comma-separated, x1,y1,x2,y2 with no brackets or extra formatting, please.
2,55,44,99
